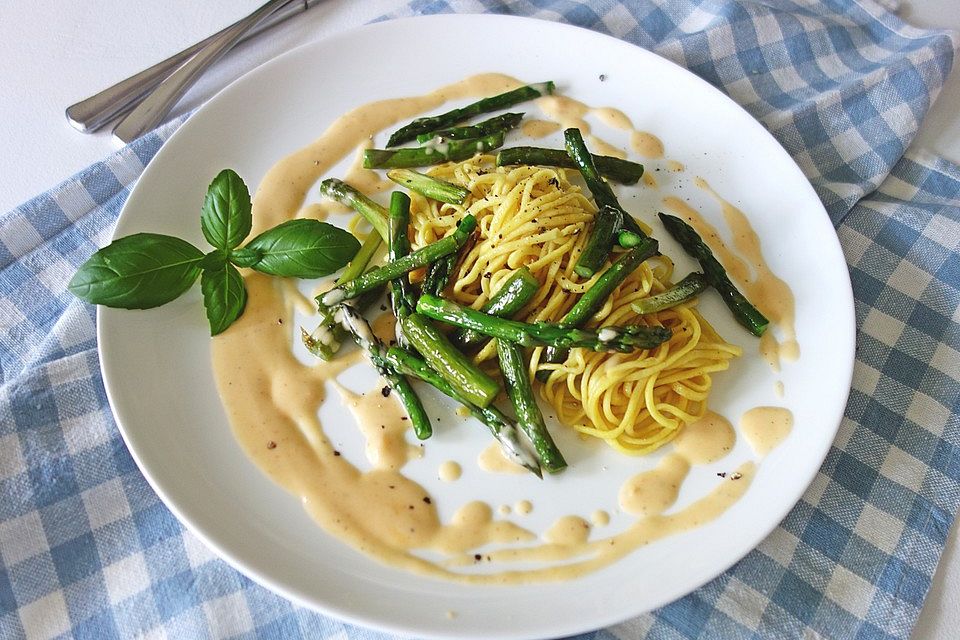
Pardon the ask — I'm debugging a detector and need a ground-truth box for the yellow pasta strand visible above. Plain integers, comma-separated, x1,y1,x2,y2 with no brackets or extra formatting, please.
408,156,741,455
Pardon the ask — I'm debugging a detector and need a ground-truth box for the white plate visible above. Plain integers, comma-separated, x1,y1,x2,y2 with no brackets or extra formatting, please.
99,14,855,640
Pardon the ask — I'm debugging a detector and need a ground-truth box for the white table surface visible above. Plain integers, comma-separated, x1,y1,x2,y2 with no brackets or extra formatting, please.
0,0,956,637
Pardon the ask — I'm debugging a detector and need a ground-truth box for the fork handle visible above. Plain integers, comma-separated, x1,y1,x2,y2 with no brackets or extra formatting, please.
112,0,298,144
66,0,312,134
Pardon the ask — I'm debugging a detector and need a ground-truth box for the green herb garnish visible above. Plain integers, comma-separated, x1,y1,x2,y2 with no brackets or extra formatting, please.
69,169,360,335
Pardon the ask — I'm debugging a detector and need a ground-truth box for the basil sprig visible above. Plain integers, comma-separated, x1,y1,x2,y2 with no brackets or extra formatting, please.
69,169,360,335
201,168,252,251
243,218,364,278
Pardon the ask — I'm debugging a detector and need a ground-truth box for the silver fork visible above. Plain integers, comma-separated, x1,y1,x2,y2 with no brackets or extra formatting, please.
111,0,298,144
66,0,321,140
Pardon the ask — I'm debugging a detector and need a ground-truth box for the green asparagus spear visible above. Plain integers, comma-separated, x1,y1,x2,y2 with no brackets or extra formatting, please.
575,205,623,279
417,294,671,352
632,272,708,315
618,229,646,247
317,215,476,310
400,313,500,408
301,317,342,360
496,147,644,185
564,128,621,212
422,254,456,298
336,304,432,439
364,132,505,170
563,237,659,324
457,266,539,346
383,347,541,477
301,232,383,360
386,169,469,204
388,193,417,350
318,178,389,241
617,218,648,246
497,340,567,473
537,238,659,377
415,112,524,144
658,213,769,336
560,128,648,242
423,226,476,299
302,286,383,360
341,230,384,284
564,128,650,277
387,82,554,146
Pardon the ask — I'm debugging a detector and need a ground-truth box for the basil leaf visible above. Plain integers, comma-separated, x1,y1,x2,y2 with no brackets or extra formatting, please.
68,233,204,309
201,249,228,271
201,261,247,335
201,169,252,250
244,219,360,278
228,246,261,268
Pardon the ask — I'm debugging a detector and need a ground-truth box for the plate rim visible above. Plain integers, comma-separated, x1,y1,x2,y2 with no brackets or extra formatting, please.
98,12,857,639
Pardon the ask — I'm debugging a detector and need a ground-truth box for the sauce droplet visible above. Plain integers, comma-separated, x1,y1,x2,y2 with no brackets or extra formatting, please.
618,454,691,517
630,131,664,158
591,510,610,526
521,119,561,138
477,442,526,475
438,461,462,482
740,407,793,457
544,516,592,545
673,411,736,465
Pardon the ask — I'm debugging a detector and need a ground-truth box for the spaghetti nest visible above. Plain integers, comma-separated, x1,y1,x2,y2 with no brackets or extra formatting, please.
407,155,741,454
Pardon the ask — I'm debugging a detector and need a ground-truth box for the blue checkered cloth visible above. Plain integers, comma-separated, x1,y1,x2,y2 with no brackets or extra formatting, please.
1,1,958,638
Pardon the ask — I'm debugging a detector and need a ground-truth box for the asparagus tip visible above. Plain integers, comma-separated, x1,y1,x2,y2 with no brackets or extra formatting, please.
573,264,596,279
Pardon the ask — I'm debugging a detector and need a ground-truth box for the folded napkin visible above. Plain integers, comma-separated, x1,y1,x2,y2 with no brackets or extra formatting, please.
1,1,958,639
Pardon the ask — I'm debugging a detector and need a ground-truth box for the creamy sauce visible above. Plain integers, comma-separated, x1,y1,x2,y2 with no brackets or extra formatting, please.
333,382,418,470
774,380,785,397
297,202,329,221
592,107,632,130
537,95,662,161
211,73,768,585
344,140,392,197
433,501,535,554
619,454,690,517
673,411,736,465
371,311,397,343
663,180,799,371
588,136,628,159
520,119,561,138
438,461,462,482
631,131,664,159
740,407,793,457
545,516,592,545
515,500,533,515
537,95,589,131
591,510,610,526
477,441,527,475
464,461,756,577
322,199,353,216
279,279,317,317
667,160,685,172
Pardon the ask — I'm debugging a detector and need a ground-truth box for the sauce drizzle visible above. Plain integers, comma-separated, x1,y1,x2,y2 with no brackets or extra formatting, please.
663,180,800,371
210,73,777,584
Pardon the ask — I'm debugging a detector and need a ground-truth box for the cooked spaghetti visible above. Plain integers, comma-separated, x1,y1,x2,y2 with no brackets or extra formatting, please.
405,155,741,454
